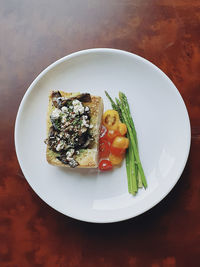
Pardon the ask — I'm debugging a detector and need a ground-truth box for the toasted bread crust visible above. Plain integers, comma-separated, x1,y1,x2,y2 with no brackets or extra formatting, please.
46,91,103,168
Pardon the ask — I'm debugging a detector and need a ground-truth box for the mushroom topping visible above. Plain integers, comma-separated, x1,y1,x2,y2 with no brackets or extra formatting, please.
45,91,93,167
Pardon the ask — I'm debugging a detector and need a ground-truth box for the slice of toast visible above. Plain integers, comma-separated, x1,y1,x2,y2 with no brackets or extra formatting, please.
46,91,103,168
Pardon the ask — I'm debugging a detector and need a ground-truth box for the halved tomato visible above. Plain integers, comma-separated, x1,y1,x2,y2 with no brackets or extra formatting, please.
102,110,120,130
109,153,123,165
118,123,127,136
110,145,125,156
105,130,121,143
100,125,107,139
99,160,113,171
99,139,110,158
112,136,129,149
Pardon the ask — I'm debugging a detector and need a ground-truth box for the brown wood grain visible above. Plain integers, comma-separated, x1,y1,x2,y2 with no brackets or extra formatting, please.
0,0,200,266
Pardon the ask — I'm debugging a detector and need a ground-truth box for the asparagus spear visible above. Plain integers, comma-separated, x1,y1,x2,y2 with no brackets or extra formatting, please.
117,97,147,189
137,171,143,188
126,132,137,194
115,98,138,194
119,93,143,188
125,145,132,193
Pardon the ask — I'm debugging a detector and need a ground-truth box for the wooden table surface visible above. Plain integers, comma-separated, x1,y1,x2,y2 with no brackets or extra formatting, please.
0,0,200,266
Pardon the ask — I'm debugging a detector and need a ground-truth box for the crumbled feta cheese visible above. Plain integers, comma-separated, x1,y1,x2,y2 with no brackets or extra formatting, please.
56,141,64,151
51,108,61,119
61,115,67,123
85,106,89,112
61,106,68,113
72,99,84,114
72,99,81,105
66,149,75,159
89,124,93,129
71,113,76,118
81,115,89,127
65,133,70,138
74,105,84,114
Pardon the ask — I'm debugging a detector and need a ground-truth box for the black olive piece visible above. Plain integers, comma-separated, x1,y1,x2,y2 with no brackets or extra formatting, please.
62,93,91,103
68,159,79,168
49,126,56,137
55,93,92,109
81,138,91,148
51,91,62,107
76,93,91,102
51,91,61,98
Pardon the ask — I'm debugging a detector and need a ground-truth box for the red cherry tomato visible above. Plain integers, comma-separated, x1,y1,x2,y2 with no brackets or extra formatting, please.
99,160,113,171
110,145,125,156
105,130,121,143
100,125,107,139
99,139,110,158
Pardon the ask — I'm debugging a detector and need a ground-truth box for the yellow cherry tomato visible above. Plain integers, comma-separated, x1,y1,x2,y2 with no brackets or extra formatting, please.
112,136,129,149
102,110,120,130
109,153,124,165
118,123,127,136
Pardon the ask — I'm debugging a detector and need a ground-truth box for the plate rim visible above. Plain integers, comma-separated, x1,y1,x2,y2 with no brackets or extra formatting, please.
14,48,191,223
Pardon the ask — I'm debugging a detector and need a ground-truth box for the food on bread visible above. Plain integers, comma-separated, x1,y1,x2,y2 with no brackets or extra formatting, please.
45,90,103,168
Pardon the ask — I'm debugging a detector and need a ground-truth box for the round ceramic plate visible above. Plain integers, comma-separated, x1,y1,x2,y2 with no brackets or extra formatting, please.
15,48,191,223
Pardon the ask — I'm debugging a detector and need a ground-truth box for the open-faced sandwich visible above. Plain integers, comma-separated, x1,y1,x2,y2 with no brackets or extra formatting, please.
45,91,103,168
45,90,147,196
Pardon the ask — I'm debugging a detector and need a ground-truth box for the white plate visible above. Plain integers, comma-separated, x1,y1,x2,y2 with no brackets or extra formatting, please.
15,48,191,223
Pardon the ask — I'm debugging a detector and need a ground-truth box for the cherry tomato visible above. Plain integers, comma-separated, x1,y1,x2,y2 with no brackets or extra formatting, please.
112,136,129,149
102,110,120,130
100,125,107,139
99,160,113,171
110,145,125,156
109,153,124,165
118,123,127,136
105,129,121,143
99,139,110,158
